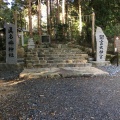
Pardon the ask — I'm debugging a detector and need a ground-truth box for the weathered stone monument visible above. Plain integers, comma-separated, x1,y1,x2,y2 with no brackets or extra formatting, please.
6,23,17,64
28,38,35,49
96,27,108,61
90,27,110,66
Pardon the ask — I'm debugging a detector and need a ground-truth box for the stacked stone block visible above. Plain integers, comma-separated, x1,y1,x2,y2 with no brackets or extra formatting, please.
25,44,91,68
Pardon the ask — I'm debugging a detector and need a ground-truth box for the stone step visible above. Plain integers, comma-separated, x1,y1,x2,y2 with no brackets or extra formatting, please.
17,58,24,62
26,55,88,60
26,48,85,54
37,44,68,48
38,57,87,61
26,52,38,55
38,54,88,58
38,51,84,54
27,49,37,52
20,67,109,79
37,47,80,50
37,50,83,54
37,49,83,53
26,56,39,60
26,59,87,64
26,56,87,60
37,50,85,54
26,55,38,58
38,48,81,51
27,51,84,55
46,59,87,64
25,44,89,69
26,60,40,64
38,57,88,60
38,58,87,62
17,58,25,65
33,63,92,68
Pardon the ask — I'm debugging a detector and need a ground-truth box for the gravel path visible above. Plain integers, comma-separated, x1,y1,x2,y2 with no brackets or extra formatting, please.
0,69,23,80
0,66,120,120
97,65,120,76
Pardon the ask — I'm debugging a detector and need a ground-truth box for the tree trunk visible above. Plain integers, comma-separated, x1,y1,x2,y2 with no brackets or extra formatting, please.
37,0,41,36
62,0,66,24
50,0,52,33
78,0,82,36
28,0,32,37
92,12,95,57
65,1,68,24
47,0,50,34
56,0,60,24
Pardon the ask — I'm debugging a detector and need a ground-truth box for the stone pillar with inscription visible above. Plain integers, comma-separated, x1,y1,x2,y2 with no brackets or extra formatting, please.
96,27,108,61
89,27,110,66
5,23,17,64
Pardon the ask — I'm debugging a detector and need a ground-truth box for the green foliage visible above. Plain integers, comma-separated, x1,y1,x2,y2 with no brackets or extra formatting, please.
1,0,120,47
55,23,69,42
11,0,27,29
89,0,120,29
24,34,30,45
24,33,40,45
12,0,27,10
104,24,120,38
70,10,78,17
33,34,41,42
77,22,92,47
0,4,13,27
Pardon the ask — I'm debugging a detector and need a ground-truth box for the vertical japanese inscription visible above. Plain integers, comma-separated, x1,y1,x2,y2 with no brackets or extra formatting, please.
96,27,108,62
6,23,17,64
99,35,104,60
8,27,14,57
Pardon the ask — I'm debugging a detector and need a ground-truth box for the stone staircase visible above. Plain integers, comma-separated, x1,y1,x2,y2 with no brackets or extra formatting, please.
25,44,92,68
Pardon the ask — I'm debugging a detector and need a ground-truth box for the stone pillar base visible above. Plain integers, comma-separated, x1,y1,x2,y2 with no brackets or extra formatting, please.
89,61,111,67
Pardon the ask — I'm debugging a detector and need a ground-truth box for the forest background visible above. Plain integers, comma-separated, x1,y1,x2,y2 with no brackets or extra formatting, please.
0,0,120,54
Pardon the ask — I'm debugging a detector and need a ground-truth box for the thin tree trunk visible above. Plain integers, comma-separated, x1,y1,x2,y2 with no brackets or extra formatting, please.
62,0,65,24
65,1,68,24
50,0,52,33
56,0,60,24
92,12,95,57
37,0,41,36
28,0,32,37
14,10,17,29
78,0,82,36
47,0,50,34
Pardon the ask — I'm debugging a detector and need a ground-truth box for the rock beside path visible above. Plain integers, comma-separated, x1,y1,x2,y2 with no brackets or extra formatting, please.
19,67,109,79
1,65,120,81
